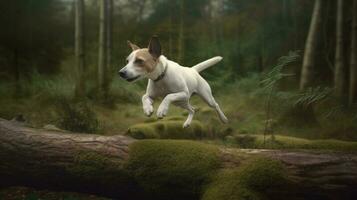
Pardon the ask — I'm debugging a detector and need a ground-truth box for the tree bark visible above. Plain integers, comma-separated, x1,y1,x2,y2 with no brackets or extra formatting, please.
0,118,137,198
349,0,357,106
98,0,108,98
106,0,113,91
1,118,357,199
13,48,21,98
177,0,184,63
300,0,323,90
334,0,347,102
74,0,86,98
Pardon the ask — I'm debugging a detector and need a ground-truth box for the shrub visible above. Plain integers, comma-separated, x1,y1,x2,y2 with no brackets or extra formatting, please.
233,134,257,148
57,100,99,133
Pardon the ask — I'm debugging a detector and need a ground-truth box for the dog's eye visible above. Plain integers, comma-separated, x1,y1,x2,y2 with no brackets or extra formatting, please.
135,58,144,64
126,59,129,63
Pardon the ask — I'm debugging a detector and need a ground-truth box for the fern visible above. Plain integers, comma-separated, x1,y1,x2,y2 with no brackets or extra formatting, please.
260,51,300,146
260,51,299,91
293,86,332,109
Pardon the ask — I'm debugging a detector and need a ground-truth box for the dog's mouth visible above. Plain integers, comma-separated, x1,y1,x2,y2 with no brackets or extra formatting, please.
126,75,141,82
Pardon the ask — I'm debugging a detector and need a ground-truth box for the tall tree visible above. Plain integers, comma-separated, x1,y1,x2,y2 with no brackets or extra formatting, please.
177,0,185,63
300,0,323,90
106,0,113,88
74,0,86,98
349,0,357,106
98,0,108,98
334,0,346,102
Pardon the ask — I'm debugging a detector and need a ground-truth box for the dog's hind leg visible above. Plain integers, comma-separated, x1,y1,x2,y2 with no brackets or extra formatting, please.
197,79,228,123
182,103,195,128
174,101,195,128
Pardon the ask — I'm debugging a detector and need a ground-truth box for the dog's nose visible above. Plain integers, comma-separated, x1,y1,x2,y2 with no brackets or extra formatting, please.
118,70,127,78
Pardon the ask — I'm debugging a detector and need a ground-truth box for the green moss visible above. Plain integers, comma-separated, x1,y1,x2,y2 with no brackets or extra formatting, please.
126,119,207,139
125,140,220,199
255,135,357,151
202,157,288,200
64,151,137,196
202,170,261,200
224,134,357,152
68,152,118,177
238,157,288,190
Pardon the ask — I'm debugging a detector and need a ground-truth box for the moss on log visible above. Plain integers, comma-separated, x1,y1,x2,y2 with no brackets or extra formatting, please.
126,118,207,139
1,118,357,200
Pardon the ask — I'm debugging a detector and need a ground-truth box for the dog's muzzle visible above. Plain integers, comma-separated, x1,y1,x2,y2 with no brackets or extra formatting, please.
118,70,140,82
118,70,127,79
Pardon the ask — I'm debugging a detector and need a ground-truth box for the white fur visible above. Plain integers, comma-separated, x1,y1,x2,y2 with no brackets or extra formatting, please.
140,55,228,128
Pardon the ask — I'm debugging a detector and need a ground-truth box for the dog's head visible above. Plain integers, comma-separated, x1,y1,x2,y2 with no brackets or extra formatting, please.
118,36,161,82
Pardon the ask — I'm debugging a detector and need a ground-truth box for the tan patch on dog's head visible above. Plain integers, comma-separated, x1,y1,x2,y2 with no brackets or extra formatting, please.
134,48,158,73
126,36,162,73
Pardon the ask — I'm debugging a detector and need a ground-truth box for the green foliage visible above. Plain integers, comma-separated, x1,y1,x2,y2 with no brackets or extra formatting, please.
107,79,142,103
292,87,331,108
202,157,288,200
260,51,299,91
232,134,257,148
236,73,262,94
126,140,220,200
57,100,99,133
26,72,74,100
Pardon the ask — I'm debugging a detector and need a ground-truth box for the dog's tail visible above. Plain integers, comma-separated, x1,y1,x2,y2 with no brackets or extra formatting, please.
192,56,223,73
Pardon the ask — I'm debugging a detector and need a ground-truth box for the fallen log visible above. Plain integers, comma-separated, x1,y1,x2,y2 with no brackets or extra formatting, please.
0,119,138,198
0,118,356,200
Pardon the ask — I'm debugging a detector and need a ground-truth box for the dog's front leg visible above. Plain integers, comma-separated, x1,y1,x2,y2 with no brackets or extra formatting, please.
142,94,154,117
157,92,188,119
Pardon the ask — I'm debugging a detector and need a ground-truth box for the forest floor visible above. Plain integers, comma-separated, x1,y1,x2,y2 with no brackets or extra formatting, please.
0,81,355,142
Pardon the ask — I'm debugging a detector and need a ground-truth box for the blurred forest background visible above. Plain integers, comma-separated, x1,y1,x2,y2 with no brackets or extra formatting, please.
0,0,357,141
1,0,357,199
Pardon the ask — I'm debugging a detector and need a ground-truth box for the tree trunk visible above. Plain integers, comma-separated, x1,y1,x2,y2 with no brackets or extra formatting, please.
334,0,347,102
349,0,357,106
13,48,21,98
169,11,173,59
74,0,86,98
300,0,323,90
177,0,184,63
1,118,356,199
105,0,113,91
98,0,108,98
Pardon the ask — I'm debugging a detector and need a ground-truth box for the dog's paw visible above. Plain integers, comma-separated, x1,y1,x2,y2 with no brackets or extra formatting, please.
221,115,229,124
157,104,168,119
143,105,154,117
183,121,190,128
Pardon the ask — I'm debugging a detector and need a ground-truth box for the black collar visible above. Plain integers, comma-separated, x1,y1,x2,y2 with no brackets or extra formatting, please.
153,64,168,82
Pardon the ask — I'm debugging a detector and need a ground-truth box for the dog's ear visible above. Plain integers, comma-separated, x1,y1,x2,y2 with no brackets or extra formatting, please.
148,36,161,59
127,40,140,51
